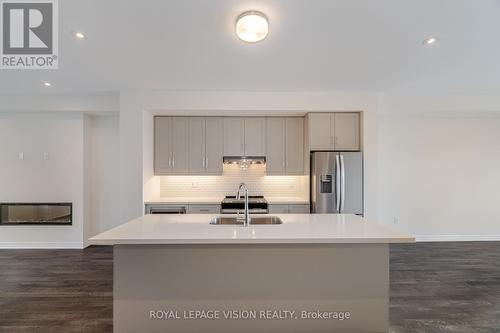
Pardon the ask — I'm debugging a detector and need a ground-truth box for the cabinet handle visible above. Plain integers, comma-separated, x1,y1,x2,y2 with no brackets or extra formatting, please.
205,156,208,168
168,157,171,168
202,156,205,168
172,157,175,168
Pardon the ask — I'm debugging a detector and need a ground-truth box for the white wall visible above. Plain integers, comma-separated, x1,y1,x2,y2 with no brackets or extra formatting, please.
0,112,85,248
0,110,119,248
378,94,500,241
84,115,120,240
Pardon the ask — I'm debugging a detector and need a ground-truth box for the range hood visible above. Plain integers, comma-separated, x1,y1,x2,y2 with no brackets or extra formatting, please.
223,156,266,169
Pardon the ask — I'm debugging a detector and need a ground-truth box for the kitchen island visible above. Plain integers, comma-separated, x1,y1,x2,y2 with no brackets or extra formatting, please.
91,214,414,333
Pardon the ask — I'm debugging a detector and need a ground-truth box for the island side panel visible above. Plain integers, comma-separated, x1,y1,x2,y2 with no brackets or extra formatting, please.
114,244,389,333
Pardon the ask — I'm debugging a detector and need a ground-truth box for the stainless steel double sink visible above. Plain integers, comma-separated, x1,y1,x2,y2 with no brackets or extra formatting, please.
210,216,283,225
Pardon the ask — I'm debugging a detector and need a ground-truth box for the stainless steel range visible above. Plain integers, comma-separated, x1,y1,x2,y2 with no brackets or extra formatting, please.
220,195,268,214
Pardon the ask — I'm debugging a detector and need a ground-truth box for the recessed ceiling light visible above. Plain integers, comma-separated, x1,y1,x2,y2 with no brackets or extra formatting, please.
423,36,438,45
43,82,51,87
236,11,269,43
73,31,87,39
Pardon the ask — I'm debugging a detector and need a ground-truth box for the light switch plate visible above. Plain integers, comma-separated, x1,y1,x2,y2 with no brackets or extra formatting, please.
43,152,50,160
18,152,24,160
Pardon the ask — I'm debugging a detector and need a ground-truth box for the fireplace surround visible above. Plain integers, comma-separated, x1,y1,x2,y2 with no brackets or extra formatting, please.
0,203,72,225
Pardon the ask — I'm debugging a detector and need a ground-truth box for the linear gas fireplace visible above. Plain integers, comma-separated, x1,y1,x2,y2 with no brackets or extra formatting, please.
0,203,72,225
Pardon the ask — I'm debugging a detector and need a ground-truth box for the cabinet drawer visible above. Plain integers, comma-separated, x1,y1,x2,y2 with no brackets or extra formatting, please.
288,204,310,213
268,205,289,214
188,205,221,214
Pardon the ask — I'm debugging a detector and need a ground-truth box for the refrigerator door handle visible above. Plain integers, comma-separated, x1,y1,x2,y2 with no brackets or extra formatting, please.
340,154,346,212
335,155,341,213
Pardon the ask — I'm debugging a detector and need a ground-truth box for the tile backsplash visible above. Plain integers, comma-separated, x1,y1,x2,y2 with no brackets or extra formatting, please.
159,164,308,198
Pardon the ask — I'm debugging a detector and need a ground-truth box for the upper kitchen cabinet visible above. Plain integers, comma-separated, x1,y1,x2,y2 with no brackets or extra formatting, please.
154,116,189,175
244,118,266,156
223,117,266,156
334,113,360,151
188,117,206,174
223,118,245,156
204,117,224,174
154,117,172,174
266,118,286,174
285,117,304,174
307,113,360,151
308,113,332,150
266,117,304,175
188,117,223,175
170,117,190,174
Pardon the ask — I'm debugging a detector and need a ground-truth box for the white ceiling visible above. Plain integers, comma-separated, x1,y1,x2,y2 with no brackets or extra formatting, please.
2,0,500,95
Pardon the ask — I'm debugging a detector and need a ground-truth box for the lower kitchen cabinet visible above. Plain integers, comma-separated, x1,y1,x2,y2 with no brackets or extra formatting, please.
268,204,289,214
269,204,310,214
187,204,221,214
288,204,310,213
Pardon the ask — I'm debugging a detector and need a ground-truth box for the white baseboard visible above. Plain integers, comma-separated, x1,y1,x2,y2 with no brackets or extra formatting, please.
415,235,500,242
0,242,84,249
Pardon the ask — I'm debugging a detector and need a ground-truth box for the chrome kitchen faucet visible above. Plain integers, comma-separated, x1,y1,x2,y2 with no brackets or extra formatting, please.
236,183,250,226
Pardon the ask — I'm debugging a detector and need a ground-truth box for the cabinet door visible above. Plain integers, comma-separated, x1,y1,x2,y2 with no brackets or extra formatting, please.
288,204,310,213
268,205,289,214
205,117,223,174
244,118,266,156
308,113,332,150
154,117,171,175
171,117,189,174
334,113,360,151
223,118,245,156
188,117,206,174
266,118,285,174
285,117,304,175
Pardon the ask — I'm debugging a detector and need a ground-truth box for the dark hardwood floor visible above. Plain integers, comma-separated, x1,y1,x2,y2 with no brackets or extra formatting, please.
390,242,500,333
1,242,499,332
0,246,113,333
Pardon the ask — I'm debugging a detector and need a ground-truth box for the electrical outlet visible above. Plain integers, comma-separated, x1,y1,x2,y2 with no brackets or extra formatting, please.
393,217,399,225
43,152,50,160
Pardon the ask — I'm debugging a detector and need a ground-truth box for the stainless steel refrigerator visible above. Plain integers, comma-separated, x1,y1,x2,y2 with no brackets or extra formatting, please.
310,152,363,215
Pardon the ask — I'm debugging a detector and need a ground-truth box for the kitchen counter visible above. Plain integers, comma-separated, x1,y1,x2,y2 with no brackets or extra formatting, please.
90,213,413,245
97,214,413,333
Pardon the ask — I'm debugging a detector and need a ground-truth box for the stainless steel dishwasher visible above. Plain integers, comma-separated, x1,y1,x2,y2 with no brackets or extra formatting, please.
145,204,187,214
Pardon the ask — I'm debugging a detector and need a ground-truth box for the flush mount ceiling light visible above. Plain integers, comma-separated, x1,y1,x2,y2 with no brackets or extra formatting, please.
72,31,87,39
423,36,438,45
43,81,51,87
236,11,269,43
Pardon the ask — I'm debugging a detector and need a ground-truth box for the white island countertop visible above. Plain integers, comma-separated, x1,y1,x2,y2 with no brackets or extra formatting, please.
90,214,414,245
